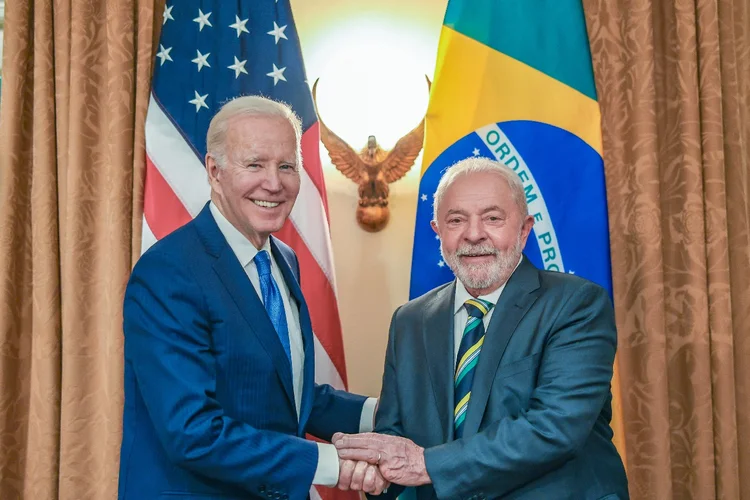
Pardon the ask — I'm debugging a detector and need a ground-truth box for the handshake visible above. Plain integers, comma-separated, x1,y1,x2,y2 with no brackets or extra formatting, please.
332,432,432,495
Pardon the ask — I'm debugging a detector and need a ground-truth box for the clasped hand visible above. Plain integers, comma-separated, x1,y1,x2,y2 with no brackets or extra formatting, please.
336,456,389,495
333,432,430,493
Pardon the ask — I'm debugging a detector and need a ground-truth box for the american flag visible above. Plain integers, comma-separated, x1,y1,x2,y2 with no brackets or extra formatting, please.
142,3,354,499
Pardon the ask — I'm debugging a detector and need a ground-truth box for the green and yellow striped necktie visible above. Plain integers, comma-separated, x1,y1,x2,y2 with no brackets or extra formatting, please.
454,298,493,438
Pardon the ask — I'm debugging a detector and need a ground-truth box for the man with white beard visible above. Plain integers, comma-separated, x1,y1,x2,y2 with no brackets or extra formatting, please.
333,158,629,500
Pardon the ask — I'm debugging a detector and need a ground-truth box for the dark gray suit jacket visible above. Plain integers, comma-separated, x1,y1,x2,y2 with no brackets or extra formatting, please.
373,257,628,500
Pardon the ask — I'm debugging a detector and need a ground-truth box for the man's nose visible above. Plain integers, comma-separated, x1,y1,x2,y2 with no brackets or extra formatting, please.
464,218,487,243
262,167,283,191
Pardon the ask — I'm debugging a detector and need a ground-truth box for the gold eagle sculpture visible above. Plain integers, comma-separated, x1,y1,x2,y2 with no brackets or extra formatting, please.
312,78,429,232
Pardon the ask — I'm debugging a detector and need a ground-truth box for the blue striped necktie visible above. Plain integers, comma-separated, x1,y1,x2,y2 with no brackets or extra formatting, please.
254,250,292,367
454,298,493,438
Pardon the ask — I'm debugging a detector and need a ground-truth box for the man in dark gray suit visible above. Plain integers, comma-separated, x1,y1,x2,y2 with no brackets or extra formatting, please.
333,157,629,499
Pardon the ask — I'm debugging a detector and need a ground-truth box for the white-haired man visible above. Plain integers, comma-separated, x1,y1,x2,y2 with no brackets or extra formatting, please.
334,157,629,499
119,96,386,499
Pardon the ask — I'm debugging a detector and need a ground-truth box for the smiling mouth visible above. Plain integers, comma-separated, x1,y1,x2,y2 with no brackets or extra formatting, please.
252,200,281,208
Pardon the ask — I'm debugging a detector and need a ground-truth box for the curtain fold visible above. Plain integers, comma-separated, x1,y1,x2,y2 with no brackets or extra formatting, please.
584,0,750,498
0,0,162,497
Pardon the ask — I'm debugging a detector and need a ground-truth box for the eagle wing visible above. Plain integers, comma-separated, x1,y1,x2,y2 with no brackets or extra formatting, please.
382,116,426,183
312,79,364,184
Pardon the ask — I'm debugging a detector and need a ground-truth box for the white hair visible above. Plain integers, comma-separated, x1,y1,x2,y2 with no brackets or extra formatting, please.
432,157,528,221
206,95,303,168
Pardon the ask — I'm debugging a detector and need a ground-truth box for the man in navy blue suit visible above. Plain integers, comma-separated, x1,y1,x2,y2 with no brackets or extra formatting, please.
334,158,629,499
119,96,387,499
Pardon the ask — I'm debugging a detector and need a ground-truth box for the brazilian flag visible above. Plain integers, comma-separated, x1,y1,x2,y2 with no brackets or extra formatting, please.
409,0,612,299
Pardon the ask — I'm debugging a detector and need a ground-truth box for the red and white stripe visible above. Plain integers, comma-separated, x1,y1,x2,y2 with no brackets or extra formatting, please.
142,90,349,405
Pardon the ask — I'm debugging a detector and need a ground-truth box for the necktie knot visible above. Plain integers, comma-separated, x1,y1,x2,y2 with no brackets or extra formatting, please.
254,250,272,277
465,298,493,319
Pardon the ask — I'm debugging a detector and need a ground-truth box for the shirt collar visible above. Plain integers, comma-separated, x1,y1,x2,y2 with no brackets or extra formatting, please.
453,254,523,314
209,201,271,269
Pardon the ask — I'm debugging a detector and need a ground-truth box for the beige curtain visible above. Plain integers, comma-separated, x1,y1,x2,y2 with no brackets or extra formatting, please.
0,0,163,497
584,0,750,498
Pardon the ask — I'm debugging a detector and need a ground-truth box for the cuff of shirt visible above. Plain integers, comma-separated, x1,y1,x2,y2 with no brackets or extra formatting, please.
359,397,378,432
313,442,339,486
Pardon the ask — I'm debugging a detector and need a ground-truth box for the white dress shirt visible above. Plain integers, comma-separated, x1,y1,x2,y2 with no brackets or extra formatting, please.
210,202,376,486
453,256,523,364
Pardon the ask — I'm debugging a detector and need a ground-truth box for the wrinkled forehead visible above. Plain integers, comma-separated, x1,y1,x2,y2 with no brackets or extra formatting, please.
224,117,297,157
225,114,294,137
442,172,516,210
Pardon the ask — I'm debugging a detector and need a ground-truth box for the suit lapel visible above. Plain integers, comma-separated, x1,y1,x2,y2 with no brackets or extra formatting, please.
270,238,315,435
422,282,456,443
462,257,541,436
193,204,296,411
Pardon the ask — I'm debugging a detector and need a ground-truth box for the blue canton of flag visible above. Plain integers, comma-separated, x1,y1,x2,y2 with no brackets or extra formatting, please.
154,0,316,158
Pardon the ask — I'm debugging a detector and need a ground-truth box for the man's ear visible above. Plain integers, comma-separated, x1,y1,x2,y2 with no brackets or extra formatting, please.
430,220,439,236
519,215,534,247
206,154,221,193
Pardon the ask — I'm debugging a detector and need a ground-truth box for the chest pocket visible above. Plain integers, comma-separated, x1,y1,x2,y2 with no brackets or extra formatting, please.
484,352,541,422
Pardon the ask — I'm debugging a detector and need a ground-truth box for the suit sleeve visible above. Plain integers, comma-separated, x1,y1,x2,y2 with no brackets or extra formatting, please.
305,384,367,441
124,250,317,500
424,283,618,499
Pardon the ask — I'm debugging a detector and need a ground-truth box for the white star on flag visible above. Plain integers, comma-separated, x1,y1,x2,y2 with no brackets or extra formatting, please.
156,45,173,66
266,63,287,85
193,9,212,31
267,22,288,44
189,91,209,112
435,234,440,240
228,56,248,78
162,5,174,25
472,148,480,156
191,50,211,72
229,15,250,37
437,260,445,268
421,194,428,202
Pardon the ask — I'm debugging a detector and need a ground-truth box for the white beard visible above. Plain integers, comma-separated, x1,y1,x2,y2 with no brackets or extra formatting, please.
441,235,522,291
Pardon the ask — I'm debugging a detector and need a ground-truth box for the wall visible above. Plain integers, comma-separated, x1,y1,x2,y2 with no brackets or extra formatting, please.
291,0,448,397
326,170,420,397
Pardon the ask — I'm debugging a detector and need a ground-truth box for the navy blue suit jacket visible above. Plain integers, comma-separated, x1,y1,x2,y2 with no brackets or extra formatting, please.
374,257,628,500
119,204,366,500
